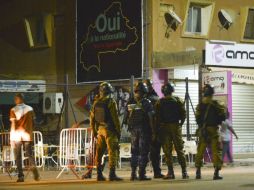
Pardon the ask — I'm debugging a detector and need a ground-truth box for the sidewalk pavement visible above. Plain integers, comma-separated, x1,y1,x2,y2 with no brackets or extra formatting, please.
1,158,254,183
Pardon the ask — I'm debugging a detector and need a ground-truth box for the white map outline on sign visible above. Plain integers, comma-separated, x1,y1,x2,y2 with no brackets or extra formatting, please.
79,2,139,72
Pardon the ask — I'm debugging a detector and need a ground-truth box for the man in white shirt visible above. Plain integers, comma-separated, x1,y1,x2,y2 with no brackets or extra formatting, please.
10,93,40,182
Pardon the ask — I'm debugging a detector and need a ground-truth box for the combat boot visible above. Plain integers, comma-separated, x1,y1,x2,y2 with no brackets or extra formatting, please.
130,167,138,181
82,169,92,179
139,168,151,181
181,167,189,179
17,176,24,182
154,172,165,179
213,168,223,180
97,165,106,181
196,167,201,179
32,167,40,181
153,169,165,179
163,166,175,180
109,167,123,181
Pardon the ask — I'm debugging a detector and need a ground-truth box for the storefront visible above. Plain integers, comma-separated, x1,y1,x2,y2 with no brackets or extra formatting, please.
205,41,254,154
152,66,199,138
231,77,254,153
0,80,45,131
152,45,254,154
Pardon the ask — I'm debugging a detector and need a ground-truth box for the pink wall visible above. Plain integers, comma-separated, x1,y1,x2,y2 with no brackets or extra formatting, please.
152,69,168,97
227,71,233,162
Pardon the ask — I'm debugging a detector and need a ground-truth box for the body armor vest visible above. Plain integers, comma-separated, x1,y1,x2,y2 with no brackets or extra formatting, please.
160,98,181,123
128,104,145,126
94,100,110,124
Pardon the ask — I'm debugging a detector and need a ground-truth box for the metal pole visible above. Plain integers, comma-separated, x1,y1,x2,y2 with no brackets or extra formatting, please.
199,50,205,104
64,74,69,128
143,0,149,79
130,75,135,99
185,77,190,140
0,114,4,132
67,87,78,124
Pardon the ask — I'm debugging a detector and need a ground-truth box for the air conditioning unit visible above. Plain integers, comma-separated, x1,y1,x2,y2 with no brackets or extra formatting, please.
43,93,63,114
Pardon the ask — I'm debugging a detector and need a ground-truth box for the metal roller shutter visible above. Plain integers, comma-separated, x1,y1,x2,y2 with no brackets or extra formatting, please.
174,81,199,136
232,84,254,153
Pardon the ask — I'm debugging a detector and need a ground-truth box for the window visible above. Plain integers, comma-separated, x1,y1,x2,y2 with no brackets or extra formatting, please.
186,6,202,33
24,14,52,48
183,2,214,37
244,9,254,40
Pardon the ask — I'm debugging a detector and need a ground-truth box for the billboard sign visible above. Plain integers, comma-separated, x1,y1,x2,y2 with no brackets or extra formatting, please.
76,0,143,83
203,71,228,95
205,41,254,68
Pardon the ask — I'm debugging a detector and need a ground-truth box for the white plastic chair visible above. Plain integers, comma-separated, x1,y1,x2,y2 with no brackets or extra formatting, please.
2,145,16,171
0,132,16,175
160,148,165,167
184,140,197,165
119,143,131,168
42,144,58,170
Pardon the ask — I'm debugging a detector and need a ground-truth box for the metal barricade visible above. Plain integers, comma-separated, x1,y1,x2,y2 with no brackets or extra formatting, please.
84,128,96,171
57,128,95,179
33,131,44,168
0,132,15,177
0,131,44,175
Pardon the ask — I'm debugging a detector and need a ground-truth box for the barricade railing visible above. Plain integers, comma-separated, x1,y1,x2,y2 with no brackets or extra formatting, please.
0,131,44,177
33,131,44,168
0,132,15,177
57,128,95,179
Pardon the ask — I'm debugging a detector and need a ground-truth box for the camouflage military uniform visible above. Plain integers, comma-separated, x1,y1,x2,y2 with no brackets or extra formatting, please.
90,95,121,170
156,96,187,175
195,97,226,170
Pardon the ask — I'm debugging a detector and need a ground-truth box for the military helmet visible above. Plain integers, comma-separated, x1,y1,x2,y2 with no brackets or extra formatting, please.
99,82,114,95
134,81,149,95
161,83,175,96
144,79,153,92
203,84,215,97
144,79,153,87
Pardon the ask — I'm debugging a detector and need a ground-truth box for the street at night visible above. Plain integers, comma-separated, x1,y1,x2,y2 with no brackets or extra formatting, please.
1,0,254,189
1,164,254,190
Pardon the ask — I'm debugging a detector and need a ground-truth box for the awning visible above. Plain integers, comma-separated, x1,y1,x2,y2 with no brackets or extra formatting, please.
232,72,254,85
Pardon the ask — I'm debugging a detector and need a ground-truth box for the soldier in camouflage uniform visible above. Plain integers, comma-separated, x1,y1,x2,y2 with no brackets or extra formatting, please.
155,83,189,180
127,82,155,181
195,84,226,180
144,79,164,178
90,82,122,181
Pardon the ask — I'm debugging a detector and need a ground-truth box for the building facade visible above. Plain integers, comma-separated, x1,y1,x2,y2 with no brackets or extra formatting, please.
1,0,254,152
150,0,254,154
